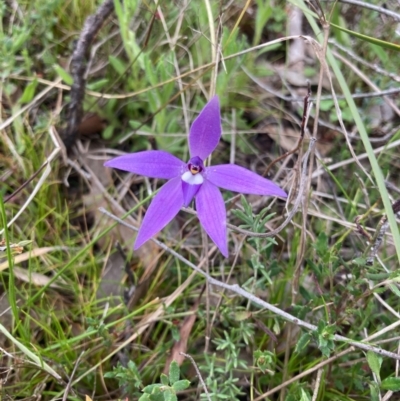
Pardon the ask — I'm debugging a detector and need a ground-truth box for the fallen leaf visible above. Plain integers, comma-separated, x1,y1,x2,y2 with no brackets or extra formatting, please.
0,246,69,272
163,298,200,373
13,267,64,289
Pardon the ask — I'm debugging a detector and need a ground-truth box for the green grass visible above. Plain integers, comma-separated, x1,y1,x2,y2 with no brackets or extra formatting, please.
1,0,400,400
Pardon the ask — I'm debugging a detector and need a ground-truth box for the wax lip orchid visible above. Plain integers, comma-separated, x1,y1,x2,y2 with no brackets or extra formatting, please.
104,96,287,257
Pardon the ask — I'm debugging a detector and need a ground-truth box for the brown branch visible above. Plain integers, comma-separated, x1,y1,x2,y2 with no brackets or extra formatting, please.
264,81,311,175
4,161,48,203
63,0,115,150
365,199,400,266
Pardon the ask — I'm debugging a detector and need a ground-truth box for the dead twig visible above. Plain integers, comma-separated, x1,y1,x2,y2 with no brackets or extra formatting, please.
336,0,400,21
365,199,400,266
63,0,115,150
264,81,311,176
180,352,211,401
62,351,85,401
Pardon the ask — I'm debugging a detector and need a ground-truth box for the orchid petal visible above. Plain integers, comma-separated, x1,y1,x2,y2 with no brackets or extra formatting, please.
196,180,228,257
182,181,202,207
181,171,204,185
104,150,185,179
206,164,287,198
134,177,183,249
189,96,221,160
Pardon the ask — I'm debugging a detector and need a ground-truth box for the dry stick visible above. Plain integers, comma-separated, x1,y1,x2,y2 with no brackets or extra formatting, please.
180,352,211,401
294,14,328,300
329,40,400,84
311,368,324,401
281,82,312,401
264,84,311,176
292,82,313,296
252,349,354,401
63,0,115,150
3,161,48,203
308,39,375,185
364,199,400,266
367,320,400,343
242,68,400,102
62,351,85,401
333,50,400,117
365,216,390,266
312,136,400,180
99,207,400,361
336,0,400,21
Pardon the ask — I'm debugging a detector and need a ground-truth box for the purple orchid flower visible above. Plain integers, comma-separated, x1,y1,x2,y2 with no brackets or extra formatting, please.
104,96,287,257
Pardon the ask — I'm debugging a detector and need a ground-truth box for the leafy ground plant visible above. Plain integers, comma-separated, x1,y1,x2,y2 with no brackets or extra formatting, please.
2,0,400,400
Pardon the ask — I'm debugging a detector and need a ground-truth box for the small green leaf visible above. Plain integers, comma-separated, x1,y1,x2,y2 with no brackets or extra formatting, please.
169,360,180,384
163,391,177,401
149,393,164,401
232,311,252,321
164,391,176,401
13,30,30,53
273,318,281,335
352,256,367,266
87,78,109,91
389,283,400,298
143,384,161,394
160,373,169,386
366,273,390,280
295,333,311,354
319,99,334,112
320,345,331,357
254,349,274,372
367,351,382,382
369,43,388,64
300,388,311,401
381,377,400,391
20,79,38,104
240,195,253,216
172,379,190,392
139,394,151,401
109,55,127,76
53,64,73,85
102,125,114,140
314,232,328,258
231,209,252,225
369,382,380,401
317,319,325,334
